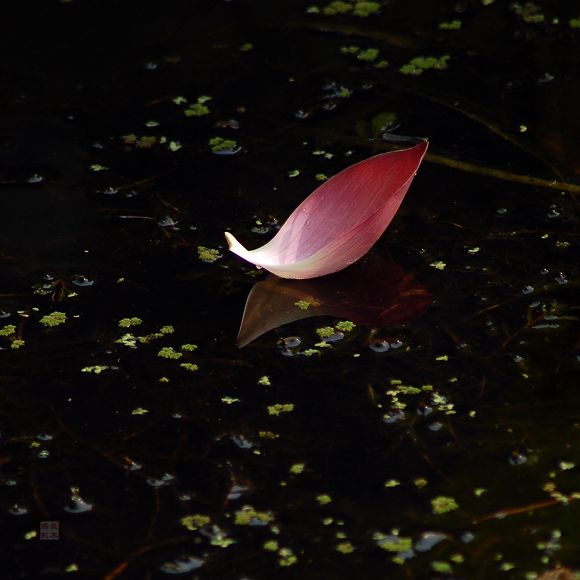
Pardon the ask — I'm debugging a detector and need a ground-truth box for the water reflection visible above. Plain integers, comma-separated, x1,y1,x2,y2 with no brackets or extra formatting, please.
237,252,432,347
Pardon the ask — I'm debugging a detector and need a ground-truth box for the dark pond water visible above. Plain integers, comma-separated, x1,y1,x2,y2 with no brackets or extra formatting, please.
1,0,579,578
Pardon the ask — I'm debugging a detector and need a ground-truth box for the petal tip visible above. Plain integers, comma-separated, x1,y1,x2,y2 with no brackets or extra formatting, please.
224,231,245,255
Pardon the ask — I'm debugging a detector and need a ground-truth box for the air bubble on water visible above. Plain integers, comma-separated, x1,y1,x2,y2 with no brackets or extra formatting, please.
230,434,253,449
295,109,310,119
160,556,204,574
508,452,527,466
415,531,448,552
36,433,53,441
323,331,344,343
278,336,301,349
27,174,44,184
496,207,507,214
72,275,94,287
64,487,94,513
8,504,28,516
227,484,248,500
158,216,178,227
383,411,405,424
251,226,271,234
147,473,176,487
369,340,390,353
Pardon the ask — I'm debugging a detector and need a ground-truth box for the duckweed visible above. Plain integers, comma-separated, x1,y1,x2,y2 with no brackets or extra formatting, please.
439,20,462,30
0,324,16,336
39,312,67,327
197,246,223,263
400,55,450,76
158,347,182,359
268,403,295,416
336,541,355,554
316,326,336,339
181,514,211,530
180,363,199,372
357,48,379,61
118,317,142,328
234,505,274,526
289,463,305,474
81,365,110,374
209,137,238,153
431,496,459,514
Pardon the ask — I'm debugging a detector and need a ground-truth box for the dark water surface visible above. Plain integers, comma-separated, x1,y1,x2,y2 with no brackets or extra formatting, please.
1,1,579,578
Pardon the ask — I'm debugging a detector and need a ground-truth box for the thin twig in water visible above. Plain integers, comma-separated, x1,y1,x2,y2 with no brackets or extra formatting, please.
298,129,580,194
475,495,579,523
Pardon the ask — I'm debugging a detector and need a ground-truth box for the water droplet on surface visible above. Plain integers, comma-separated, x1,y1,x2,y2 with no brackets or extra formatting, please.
26,174,43,184
294,109,310,119
522,285,534,294
496,207,508,214
0,311,11,319
461,531,475,543
428,422,443,431
554,273,568,285
390,339,403,349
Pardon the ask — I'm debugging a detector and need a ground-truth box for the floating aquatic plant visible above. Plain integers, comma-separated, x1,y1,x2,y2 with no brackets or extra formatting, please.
225,141,428,279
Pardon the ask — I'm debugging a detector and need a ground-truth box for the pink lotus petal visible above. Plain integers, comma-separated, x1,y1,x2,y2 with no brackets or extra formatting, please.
225,140,428,279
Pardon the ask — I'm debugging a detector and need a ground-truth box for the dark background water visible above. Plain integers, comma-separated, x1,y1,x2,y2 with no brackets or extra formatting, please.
1,1,579,578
